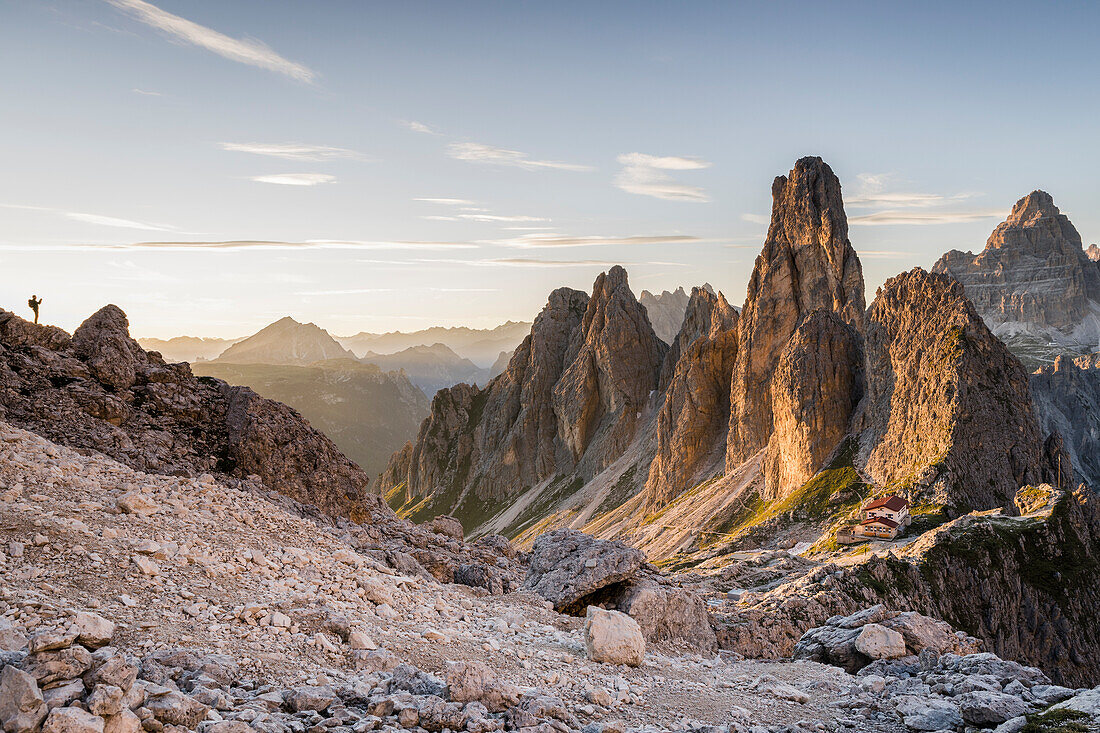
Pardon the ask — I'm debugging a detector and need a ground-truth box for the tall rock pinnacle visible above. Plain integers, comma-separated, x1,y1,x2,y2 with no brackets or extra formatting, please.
726,157,866,494
645,287,739,509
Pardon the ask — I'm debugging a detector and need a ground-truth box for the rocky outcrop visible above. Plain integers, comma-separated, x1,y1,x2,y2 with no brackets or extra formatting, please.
726,156,866,497
1030,354,1100,490
0,310,523,591
713,486,1100,686
645,288,739,508
933,191,1100,362
0,305,373,518
764,311,863,497
793,605,982,673
382,268,666,522
856,268,1057,512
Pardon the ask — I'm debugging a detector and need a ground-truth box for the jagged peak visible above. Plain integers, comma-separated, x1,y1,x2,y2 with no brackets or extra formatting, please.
1005,189,1059,225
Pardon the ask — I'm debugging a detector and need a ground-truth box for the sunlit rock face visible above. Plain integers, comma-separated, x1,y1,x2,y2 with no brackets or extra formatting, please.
726,156,866,497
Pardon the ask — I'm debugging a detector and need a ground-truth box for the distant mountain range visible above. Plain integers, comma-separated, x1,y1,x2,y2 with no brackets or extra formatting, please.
639,285,714,344
139,335,241,362
361,343,491,397
337,322,531,368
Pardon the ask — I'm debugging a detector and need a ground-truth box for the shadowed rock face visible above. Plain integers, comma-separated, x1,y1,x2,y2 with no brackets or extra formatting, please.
856,268,1059,512
726,156,866,493
645,288,739,509
553,267,667,467
0,305,373,518
764,310,863,498
1030,354,1100,490
933,191,1100,336
381,267,665,509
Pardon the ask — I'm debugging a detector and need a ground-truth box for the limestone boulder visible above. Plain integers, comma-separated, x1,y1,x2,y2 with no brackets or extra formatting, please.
584,608,645,667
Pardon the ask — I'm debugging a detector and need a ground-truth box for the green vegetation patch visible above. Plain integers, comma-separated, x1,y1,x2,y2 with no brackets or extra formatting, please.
1020,709,1090,733
594,464,639,516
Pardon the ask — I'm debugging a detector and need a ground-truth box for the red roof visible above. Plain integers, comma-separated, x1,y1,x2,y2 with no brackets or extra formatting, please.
863,495,909,512
861,516,899,529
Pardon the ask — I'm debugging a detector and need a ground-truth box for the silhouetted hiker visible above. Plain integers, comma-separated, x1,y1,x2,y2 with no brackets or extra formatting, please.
28,295,42,324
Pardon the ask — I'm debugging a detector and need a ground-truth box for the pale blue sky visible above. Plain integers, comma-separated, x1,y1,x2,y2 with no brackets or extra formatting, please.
2,0,1098,337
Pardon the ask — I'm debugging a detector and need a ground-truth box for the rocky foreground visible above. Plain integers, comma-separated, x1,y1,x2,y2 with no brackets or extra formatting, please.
3,423,1100,733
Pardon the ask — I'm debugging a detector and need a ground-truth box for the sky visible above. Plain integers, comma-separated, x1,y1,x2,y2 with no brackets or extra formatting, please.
2,0,1098,338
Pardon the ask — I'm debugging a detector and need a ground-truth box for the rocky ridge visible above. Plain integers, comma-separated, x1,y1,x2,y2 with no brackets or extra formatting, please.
856,268,1057,512
382,267,669,529
644,288,739,509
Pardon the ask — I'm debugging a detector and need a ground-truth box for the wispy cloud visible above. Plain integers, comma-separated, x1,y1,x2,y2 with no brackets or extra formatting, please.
854,250,911,258
64,212,175,231
615,153,711,202
221,142,364,161
849,210,1005,226
414,197,475,206
844,172,994,224
295,288,398,296
740,213,769,226
457,214,549,223
447,142,593,172
498,233,702,249
417,257,689,269
846,192,977,208
403,121,440,135
131,88,162,97
2,203,175,232
295,285,498,296
250,173,335,186
105,0,315,82
415,197,549,225
0,239,478,252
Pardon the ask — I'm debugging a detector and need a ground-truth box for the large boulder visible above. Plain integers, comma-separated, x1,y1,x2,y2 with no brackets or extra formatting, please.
957,691,1032,726
584,607,644,667
615,578,717,655
0,665,47,733
853,623,906,660
524,529,645,614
